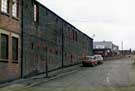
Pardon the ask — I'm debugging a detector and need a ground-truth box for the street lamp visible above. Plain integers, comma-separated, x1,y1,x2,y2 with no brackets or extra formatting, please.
121,41,124,55
92,34,95,39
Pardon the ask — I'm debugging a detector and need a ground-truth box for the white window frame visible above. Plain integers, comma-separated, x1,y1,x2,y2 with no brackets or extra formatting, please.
0,29,20,63
1,0,9,13
12,0,18,17
34,4,38,22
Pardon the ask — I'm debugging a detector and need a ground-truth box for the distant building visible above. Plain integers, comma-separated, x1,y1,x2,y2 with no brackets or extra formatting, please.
93,41,119,56
94,41,113,49
112,44,119,53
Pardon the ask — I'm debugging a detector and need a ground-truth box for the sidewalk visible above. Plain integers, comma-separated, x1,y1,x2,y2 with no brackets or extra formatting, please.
0,64,82,88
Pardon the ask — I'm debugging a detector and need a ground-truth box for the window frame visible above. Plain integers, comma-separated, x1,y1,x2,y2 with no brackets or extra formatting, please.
12,0,19,18
1,0,9,14
0,29,20,63
12,36,19,62
0,33,9,61
74,31,78,41
34,3,39,23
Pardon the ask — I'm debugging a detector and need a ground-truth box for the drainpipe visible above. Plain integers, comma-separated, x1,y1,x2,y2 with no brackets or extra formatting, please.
61,21,64,68
20,0,24,78
45,47,48,77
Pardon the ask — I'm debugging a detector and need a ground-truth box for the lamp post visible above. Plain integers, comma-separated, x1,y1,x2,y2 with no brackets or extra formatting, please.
121,41,123,55
91,34,95,56
92,34,95,39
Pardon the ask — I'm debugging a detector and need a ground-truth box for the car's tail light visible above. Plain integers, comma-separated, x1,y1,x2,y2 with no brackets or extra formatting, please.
83,57,89,60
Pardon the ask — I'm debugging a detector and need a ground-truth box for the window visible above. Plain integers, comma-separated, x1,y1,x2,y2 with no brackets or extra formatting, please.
74,31,78,41
69,30,74,40
1,0,9,13
1,34,8,59
31,42,34,50
12,37,18,61
34,4,39,22
56,17,58,23
12,0,19,17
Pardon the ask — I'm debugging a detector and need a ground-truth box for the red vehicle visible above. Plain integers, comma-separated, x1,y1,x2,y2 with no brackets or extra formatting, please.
93,49,112,57
82,56,97,67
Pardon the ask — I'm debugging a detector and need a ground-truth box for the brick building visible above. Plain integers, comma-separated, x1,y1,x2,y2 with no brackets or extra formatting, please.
0,0,21,82
0,0,93,83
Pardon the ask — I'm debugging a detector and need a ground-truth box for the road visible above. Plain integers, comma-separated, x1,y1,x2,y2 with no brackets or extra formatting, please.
36,58,133,88
1,57,135,91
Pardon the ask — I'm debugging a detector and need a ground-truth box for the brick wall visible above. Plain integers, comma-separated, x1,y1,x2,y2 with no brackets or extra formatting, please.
0,0,21,83
22,0,93,77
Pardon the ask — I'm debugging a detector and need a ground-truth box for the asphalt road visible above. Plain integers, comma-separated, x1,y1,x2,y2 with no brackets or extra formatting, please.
35,58,133,88
1,57,135,91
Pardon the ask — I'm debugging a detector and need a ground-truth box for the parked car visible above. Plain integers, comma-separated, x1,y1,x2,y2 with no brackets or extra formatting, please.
94,55,104,64
82,56,97,67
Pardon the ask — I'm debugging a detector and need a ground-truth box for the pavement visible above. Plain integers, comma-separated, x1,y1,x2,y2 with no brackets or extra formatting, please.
0,57,135,91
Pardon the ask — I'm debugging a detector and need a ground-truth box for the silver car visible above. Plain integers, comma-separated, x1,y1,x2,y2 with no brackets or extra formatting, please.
94,55,104,64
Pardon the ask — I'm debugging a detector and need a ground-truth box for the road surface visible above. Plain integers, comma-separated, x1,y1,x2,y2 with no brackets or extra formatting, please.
1,57,135,91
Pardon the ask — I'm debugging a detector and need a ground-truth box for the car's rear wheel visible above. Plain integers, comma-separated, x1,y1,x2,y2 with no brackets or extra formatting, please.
82,62,88,67
101,61,103,64
91,63,95,67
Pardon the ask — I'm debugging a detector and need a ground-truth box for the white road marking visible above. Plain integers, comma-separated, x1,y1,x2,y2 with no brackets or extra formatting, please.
106,73,110,84
111,87,116,91
106,76,110,84
106,73,116,91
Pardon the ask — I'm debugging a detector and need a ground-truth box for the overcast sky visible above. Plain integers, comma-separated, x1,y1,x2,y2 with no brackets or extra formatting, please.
38,0,135,50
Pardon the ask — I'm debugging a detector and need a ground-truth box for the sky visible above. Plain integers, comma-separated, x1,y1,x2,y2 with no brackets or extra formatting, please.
37,0,135,50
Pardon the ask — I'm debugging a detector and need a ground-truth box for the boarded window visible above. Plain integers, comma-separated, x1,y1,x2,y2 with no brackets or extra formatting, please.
12,37,18,61
1,34,8,59
1,0,9,13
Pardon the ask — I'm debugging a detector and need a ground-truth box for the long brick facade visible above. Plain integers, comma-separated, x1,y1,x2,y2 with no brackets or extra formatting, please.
0,0,93,83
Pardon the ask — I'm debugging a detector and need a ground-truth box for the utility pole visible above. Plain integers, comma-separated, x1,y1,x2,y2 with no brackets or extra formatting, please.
91,34,95,56
121,41,123,54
